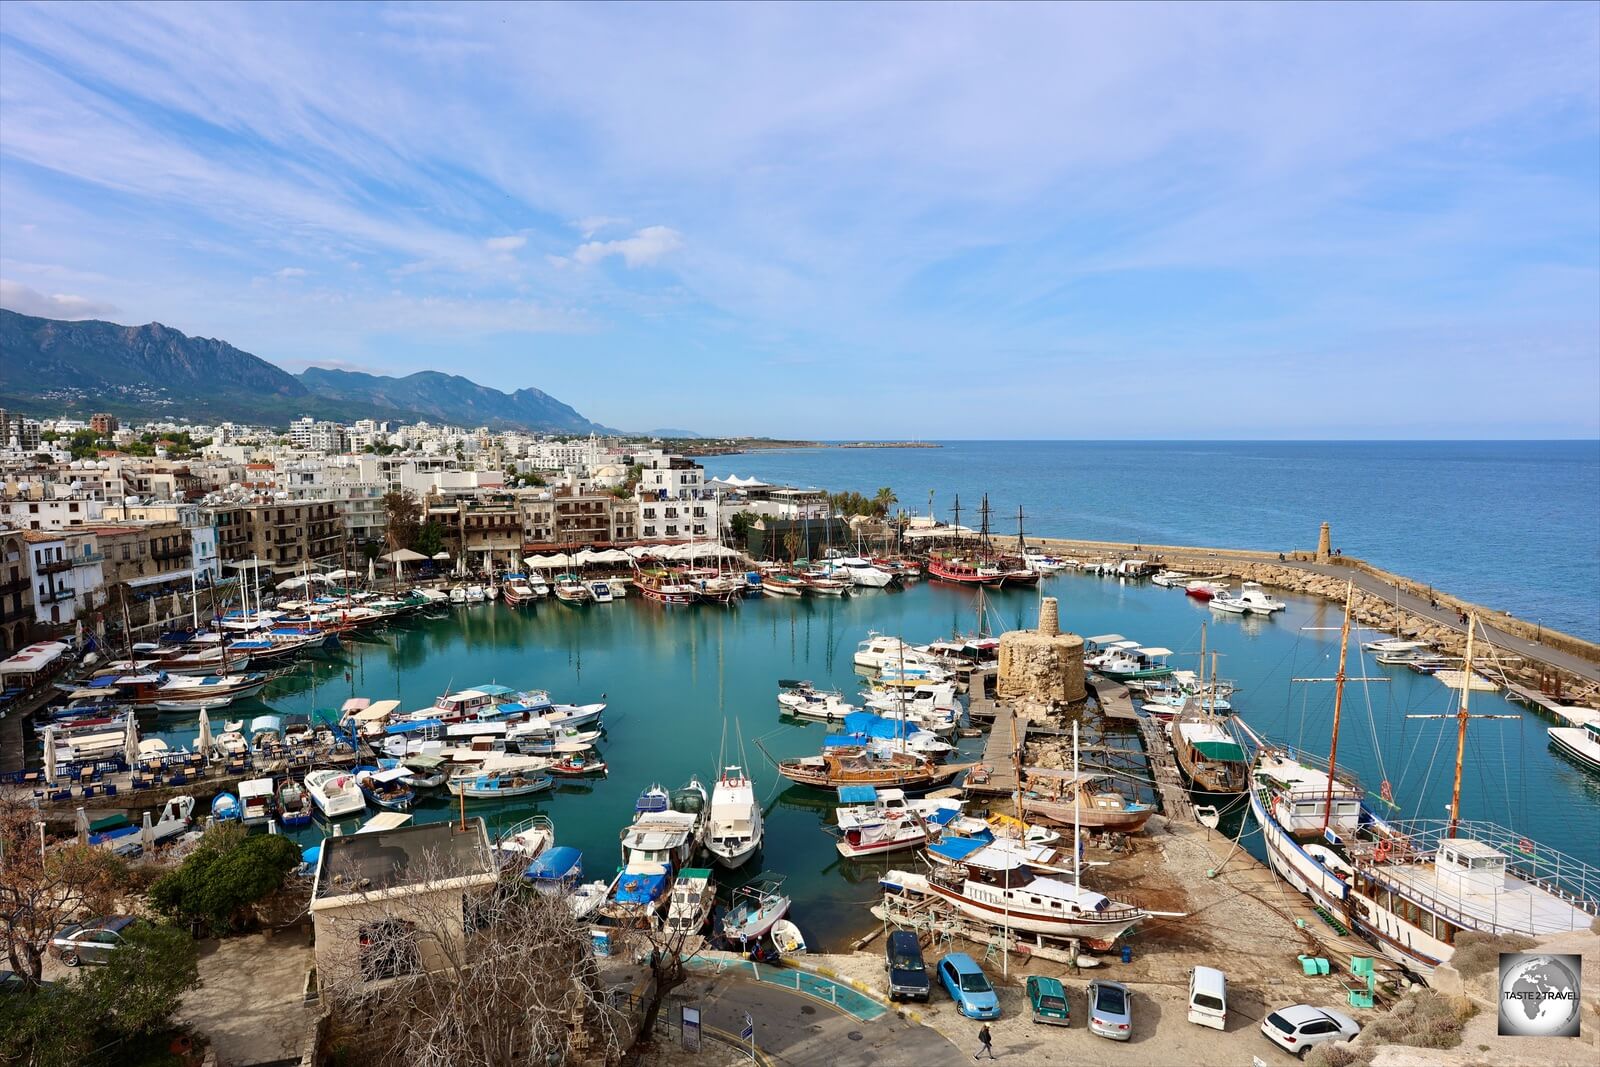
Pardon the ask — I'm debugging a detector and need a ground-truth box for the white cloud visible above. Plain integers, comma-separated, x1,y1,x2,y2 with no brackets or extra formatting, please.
274,266,307,279
0,278,120,320
485,235,526,252
573,215,628,238
572,225,683,268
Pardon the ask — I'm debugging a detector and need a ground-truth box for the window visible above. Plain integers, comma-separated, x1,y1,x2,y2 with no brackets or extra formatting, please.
358,919,419,981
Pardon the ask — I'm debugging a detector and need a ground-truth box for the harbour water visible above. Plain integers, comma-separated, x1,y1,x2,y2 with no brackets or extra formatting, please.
141,572,1600,950
702,440,1600,642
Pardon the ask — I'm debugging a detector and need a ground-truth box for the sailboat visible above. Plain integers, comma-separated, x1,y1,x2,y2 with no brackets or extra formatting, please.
1170,631,1249,795
1248,594,1600,978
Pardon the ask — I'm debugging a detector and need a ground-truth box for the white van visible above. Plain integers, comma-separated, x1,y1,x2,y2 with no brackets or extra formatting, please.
1187,966,1227,1030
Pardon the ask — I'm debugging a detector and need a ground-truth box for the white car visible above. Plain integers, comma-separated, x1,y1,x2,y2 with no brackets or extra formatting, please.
1261,1004,1361,1058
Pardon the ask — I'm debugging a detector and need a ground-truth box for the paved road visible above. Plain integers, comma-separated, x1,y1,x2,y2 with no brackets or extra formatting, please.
1283,560,1600,687
682,972,964,1067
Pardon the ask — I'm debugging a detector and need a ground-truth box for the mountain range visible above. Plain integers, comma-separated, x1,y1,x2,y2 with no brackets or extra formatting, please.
0,308,619,434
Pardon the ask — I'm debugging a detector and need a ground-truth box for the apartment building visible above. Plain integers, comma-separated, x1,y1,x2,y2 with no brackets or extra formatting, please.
2,528,36,653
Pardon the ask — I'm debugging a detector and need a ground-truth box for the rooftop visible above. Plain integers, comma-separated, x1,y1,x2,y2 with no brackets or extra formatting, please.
312,818,495,903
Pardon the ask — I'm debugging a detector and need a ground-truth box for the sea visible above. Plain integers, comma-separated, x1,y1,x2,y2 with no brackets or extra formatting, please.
701,440,1600,643
133,570,1600,951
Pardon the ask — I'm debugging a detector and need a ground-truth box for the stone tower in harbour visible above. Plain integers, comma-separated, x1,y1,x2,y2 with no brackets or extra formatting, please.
1317,521,1332,563
997,595,1086,707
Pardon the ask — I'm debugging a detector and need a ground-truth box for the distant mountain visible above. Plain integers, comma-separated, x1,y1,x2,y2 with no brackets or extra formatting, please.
296,367,609,434
641,428,704,439
0,308,614,433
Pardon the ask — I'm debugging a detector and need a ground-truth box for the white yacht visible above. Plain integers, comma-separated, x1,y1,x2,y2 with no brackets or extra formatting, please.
825,557,895,588
303,769,366,819
834,786,960,858
588,580,615,604
853,633,939,672
1548,716,1600,775
1210,582,1286,615
704,765,763,868
776,681,859,721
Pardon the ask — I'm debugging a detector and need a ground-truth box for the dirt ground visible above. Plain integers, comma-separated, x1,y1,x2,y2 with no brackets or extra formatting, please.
176,929,315,1066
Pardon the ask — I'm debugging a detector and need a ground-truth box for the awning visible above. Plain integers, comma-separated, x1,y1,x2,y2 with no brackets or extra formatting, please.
379,549,426,563
0,641,67,678
354,699,400,722
1191,740,1246,762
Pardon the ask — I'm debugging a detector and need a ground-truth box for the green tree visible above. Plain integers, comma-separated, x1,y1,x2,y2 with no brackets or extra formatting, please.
148,824,299,935
728,511,757,546
415,519,445,559
383,490,422,550
872,486,897,517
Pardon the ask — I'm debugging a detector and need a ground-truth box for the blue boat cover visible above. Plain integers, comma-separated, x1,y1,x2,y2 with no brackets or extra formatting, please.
927,807,963,826
613,866,670,903
473,684,516,696
302,845,322,865
926,834,990,862
86,676,118,689
837,785,878,804
525,846,582,882
843,712,902,738
384,718,442,735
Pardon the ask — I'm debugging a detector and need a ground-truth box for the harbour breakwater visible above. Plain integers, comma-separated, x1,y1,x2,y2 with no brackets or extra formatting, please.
1029,533,1600,709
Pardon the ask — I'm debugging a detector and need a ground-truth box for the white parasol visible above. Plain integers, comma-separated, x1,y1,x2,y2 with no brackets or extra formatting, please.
43,724,56,782
74,806,90,847
123,713,140,768
196,708,214,757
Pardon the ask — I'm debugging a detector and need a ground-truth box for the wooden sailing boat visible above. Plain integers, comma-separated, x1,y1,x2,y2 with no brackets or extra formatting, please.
1170,628,1249,794
755,737,973,792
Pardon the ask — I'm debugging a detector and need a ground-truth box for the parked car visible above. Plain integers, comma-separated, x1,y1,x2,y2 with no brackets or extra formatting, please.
884,930,930,1001
936,952,1000,1019
48,915,137,966
1088,979,1133,1040
1025,975,1070,1026
1261,1004,1362,1058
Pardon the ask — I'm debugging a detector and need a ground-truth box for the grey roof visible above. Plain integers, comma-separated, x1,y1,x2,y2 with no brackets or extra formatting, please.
314,818,494,899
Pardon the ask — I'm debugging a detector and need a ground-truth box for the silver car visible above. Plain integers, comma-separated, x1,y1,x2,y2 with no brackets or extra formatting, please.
1088,979,1133,1040
49,915,136,966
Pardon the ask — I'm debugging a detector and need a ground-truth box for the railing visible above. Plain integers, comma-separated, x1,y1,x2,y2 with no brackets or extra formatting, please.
38,585,75,604
37,558,71,574
1372,819,1600,920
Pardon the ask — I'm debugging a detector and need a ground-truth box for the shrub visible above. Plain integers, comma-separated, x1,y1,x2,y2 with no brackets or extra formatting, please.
149,824,300,934
1449,930,1537,978
1305,1043,1372,1067
1362,989,1477,1051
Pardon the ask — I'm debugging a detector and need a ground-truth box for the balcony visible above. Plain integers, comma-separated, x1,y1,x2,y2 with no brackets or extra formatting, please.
37,558,71,575
0,604,29,625
0,576,27,596
152,546,191,562
76,551,106,564
38,585,75,604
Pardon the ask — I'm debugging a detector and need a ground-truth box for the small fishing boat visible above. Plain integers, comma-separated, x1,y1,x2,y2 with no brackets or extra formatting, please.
663,868,717,935
277,779,313,828
770,919,807,955
449,585,468,605
465,584,487,604
721,876,791,944
398,754,449,789
759,740,973,792
496,814,555,867
238,777,275,826
802,571,850,596
1210,581,1286,615
1185,580,1226,601
549,751,608,777
1171,715,1249,795
775,680,858,721
1018,769,1155,832
834,789,947,858
355,766,416,811
1151,570,1190,588
211,792,241,822
449,768,554,799
1094,646,1175,681
1549,718,1600,775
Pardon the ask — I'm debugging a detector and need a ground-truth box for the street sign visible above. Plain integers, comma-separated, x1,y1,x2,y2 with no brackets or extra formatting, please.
741,1011,754,1041
681,1006,701,1053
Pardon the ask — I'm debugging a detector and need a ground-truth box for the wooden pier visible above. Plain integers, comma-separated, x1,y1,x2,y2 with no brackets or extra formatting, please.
964,705,1020,799
1088,675,1140,721
1503,679,1598,725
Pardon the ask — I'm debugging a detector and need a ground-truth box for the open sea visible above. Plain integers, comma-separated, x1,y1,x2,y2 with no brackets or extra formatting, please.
702,441,1600,643
136,570,1600,951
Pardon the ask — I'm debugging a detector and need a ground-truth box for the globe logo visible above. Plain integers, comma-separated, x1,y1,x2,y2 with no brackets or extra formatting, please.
1498,953,1581,1038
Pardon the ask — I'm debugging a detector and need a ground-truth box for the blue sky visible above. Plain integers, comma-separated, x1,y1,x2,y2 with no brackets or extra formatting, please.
1,2,1596,438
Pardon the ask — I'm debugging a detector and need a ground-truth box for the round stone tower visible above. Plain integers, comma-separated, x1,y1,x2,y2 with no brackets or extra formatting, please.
997,596,1086,707
1316,521,1332,563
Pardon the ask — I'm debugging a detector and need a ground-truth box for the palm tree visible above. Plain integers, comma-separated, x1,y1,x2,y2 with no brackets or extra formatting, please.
872,487,897,518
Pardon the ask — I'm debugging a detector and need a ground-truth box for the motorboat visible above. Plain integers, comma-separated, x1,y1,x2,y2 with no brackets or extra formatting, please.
1185,580,1227,601
588,580,615,604
824,556,895,588
277,779,313,828
721,877,791,944
1095,645,1174,682
1023,553,1070,574
465,584,487,604
238,777,275,826
1151,570,1190,588
522,844,607,919
1018,769,1155,832
663,868,716,936
606,576,630,598
705,765,762,869
1549,718,1600,775
775,680,858,722
449,585,468,605
833,785,962,858
502,577,538,607
505,717,602,755
304,769,367,819
448,768,554,799
1210,581,1286,615
88,795,194,854
853,633,939,673
621,783,704,871
211,792,241,822
882,838,1146,950
552,575,592,604
398,754,449,790
496,814,555,867
549,751,608,777
759,570,808,597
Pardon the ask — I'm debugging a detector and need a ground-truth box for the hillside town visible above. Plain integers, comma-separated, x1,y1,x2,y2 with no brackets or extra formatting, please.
0,407,848,657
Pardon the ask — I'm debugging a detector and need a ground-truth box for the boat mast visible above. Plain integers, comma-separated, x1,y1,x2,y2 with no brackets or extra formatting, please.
1072,719,1082,888
1016,505,1026,557
1198,624,1207,717
1320,581,1355,835
1447,617,1477,839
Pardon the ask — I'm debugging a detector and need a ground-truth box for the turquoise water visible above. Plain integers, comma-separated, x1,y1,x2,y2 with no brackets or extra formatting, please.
141,574,1600,950
701,441,1600,642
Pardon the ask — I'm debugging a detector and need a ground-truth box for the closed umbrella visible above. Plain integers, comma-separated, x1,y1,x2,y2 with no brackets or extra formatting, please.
43,724,56,783
123,713,140,767
74,806,90,847
140,812,154,853
367,556,376,584
196,709,214,757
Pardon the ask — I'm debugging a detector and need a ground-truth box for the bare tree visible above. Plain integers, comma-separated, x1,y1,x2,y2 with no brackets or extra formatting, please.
0,794,126,984
318,856,625,1067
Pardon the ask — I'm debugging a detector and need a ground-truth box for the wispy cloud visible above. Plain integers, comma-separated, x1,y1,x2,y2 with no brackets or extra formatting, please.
0,279,120,320
570,226,683,268
273,267,308,279
484,235,526,253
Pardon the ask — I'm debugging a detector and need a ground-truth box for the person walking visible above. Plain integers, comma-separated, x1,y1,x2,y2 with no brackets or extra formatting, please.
974,1023,995,1059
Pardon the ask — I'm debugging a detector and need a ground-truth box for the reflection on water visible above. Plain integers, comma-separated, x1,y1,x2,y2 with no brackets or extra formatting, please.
120,572,1597,951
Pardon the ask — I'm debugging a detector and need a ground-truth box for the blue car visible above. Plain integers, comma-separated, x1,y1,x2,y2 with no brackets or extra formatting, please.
937,953,1000,1019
